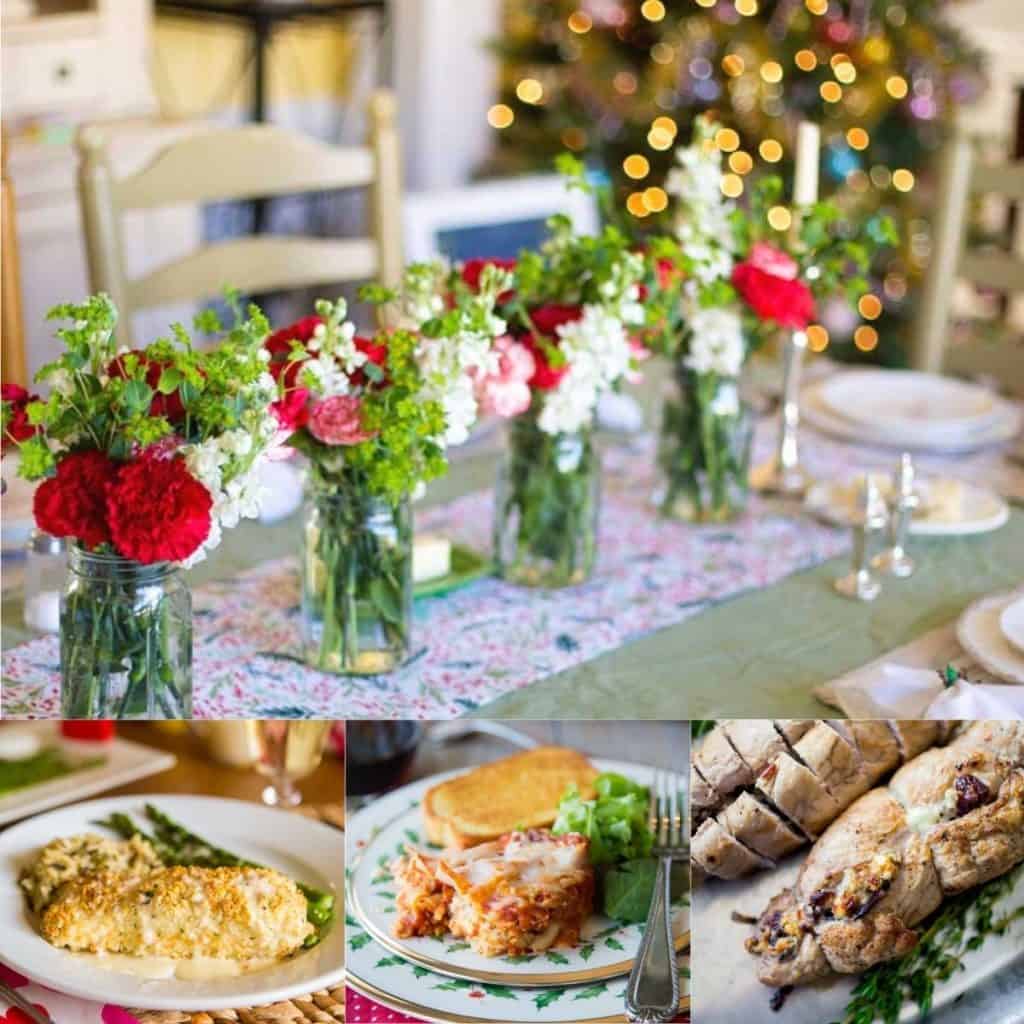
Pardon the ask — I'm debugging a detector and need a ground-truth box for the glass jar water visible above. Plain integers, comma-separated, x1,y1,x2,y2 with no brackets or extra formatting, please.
300,488,413,675
494,416,601,588
60,546,192,719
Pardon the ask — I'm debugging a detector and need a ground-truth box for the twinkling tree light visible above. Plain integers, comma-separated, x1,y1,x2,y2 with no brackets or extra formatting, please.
484,0,985,363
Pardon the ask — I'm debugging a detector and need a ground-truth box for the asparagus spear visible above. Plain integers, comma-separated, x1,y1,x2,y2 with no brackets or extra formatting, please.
93,805,336,943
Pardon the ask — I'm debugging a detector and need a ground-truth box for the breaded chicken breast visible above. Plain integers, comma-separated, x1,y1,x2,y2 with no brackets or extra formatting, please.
41,865,313,960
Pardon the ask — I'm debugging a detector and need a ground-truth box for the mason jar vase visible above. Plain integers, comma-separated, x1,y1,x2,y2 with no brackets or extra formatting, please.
60,546,192,719
494,416,601,588
301,488,413,675
654,365,754,523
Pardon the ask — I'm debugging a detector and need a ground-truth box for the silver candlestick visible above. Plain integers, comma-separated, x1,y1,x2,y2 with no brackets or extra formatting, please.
834,474,888,601
751,329,810,497
873,452,918,578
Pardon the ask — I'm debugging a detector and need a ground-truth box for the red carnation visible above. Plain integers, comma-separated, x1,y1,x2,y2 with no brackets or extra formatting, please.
33,450,119,549
351,335,390,388
2,383,40,455
461,258,517,303
106,454,212,564
529,303,583,338
732,243,816,329
271,386,310,433
265,315,324,358
519,305,581,391
107,351,186,422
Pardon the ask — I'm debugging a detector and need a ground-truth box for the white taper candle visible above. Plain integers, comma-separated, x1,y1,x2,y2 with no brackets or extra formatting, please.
793,121,820,208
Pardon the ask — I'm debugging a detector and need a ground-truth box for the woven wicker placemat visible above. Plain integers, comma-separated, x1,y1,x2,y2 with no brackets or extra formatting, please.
130,985,344,1023
131,803,345,1023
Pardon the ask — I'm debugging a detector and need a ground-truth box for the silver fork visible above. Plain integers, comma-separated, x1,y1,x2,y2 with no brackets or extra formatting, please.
625,769,686,1023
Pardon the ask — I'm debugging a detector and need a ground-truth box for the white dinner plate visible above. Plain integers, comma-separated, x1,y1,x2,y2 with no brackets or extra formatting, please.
1000,596,1024,656
957,590,1024,685
804,478,1009,536
692,851,1024,1024
0,794,345,1010
0,724,176,826
819,369,1001,442
801,381,1022,453
347,758,688,988
0,461,35,552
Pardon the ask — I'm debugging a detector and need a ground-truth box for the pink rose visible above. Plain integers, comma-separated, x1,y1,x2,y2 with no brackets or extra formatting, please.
307,395,375,445
747,241,798,281
474,336,535,419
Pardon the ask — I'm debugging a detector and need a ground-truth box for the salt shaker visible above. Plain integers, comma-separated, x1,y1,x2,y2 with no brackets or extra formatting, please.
24,530,66,633
834,474,888,601
873,453,918,578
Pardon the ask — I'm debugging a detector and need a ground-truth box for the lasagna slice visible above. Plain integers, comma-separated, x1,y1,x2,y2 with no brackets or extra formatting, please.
392,828,594,957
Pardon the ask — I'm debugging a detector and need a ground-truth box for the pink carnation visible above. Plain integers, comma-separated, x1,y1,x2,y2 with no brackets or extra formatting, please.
307,395,375,446
473,336,535,419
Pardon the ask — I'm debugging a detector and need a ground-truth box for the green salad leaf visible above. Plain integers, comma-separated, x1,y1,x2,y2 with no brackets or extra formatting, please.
552,771,653,866
604,859,689,923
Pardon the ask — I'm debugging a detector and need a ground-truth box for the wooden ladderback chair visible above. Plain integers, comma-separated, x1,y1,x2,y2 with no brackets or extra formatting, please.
913,131,1024,394
76,90,403,347
2,135,28,387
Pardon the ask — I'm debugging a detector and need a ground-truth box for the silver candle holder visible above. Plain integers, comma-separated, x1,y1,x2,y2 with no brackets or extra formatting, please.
873,452,918,578
834,474,888,601
751,328,810,497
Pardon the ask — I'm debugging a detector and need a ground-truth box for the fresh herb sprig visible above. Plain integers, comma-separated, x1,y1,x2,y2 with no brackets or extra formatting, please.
95,804,335,947
835,863,1024,1024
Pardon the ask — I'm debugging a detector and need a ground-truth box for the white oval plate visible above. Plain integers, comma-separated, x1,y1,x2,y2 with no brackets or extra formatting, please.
805,479,1009,536
347,759,688,987
819,369,1001,440
0,794,345,1010
801,381,1023,453
958,591,1024,685
692,847,1024,1024
1000,596,1024,656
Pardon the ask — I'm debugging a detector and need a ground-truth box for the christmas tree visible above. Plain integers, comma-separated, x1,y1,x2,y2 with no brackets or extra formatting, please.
484,0,985,363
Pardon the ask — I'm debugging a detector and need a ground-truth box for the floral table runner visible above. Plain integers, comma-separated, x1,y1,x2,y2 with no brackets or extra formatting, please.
3,423,1020,720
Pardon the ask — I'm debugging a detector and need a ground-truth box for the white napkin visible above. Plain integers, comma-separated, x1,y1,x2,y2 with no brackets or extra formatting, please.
819,662,1024,720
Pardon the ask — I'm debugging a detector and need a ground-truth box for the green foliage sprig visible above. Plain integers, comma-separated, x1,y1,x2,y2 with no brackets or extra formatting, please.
17,290,273,481
836,863,1024,1024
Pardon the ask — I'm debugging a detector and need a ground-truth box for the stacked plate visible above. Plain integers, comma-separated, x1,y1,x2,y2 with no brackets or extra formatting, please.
802,369,1022,453
957,589,1024,685
345,760,690,1023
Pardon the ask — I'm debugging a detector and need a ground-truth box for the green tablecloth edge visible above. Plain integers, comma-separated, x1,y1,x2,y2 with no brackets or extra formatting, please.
472,509,1024,720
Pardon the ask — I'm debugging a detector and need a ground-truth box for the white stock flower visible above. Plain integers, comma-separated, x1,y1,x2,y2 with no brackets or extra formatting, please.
683,306,746,378
301,354,351,398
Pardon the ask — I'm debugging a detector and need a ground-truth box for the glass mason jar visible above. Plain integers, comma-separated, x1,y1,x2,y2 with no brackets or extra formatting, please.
301,488,413,675
60,547,192,719
495,416,601,588
655,365,754,523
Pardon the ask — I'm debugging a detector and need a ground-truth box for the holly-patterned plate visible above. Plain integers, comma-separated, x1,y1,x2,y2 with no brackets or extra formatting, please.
346,948,690,1024
346,759,689,988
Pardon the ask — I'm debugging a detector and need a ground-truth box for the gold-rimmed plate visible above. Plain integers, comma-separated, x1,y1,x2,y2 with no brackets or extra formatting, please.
346,759,689,988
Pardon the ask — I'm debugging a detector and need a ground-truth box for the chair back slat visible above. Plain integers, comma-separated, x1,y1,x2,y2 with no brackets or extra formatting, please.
110,125,375,209
970,160,1024,201
76,90,402,346
126,236,380,311
912,130,1024,389
958,251,1024,294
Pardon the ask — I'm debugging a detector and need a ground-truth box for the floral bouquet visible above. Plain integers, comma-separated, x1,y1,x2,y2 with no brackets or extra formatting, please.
265,262,509,674
462,213,651,587
650,117,895,521
4,293,280,718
